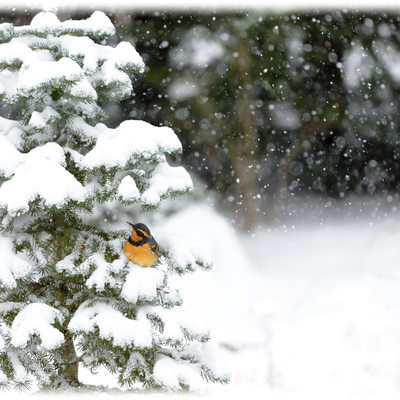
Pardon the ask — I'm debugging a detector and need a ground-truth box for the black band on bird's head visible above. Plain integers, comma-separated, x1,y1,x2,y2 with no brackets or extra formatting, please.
133,223,151,236
127,222,151,239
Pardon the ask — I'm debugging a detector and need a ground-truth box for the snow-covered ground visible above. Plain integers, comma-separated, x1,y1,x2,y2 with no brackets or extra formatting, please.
245,223,400,397
5,199,400,400
158,201,400,399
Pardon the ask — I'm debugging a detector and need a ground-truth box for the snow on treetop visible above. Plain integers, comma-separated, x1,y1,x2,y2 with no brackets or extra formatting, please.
10,303,64,350
81,120,183,168
85,254,125,291
13,11,115,40
0,55,83,102
0,11,144,105
154,225,212,273
58,35,144,75
29,11,60,29
58,36,99,73
0,71,18,102
61,11,115,38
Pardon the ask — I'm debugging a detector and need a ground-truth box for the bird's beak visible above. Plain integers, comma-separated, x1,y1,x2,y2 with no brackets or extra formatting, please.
127,222,135,228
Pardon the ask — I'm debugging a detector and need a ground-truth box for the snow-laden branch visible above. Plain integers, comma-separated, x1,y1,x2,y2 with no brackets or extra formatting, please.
10,303,64,350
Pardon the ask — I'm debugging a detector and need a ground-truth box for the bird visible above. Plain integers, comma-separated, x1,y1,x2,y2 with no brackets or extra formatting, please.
124,222,161,267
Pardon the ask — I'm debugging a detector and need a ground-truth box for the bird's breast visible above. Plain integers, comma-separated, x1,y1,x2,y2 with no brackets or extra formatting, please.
124,240,158,267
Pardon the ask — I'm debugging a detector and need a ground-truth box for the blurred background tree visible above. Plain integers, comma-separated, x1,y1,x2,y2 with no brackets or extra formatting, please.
2,9,400,229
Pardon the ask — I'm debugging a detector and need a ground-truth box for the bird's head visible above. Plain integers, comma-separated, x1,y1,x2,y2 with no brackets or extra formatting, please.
127,222,151,240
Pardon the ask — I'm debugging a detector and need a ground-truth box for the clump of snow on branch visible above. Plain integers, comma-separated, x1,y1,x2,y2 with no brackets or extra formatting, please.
118,176,140,201
10,303,64,350
12,11,115,41
0,237,32,288
141,162,193,207
121,266,165,304
81,121,182,168
69,302,153,348
153,357,203,391
0,156,85,213
85,254,125,291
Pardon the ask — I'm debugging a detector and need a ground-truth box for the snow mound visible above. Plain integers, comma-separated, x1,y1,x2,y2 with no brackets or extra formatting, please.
155,203,262,347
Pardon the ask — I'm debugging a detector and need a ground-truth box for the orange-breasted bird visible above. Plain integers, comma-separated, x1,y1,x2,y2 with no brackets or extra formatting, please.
124,222,161,267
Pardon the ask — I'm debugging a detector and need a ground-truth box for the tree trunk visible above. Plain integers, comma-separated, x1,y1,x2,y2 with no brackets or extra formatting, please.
229,39,261,231
52,223,80,386
60,332,79,386
268,123,318,222
191,74,260,231
190,36,261,230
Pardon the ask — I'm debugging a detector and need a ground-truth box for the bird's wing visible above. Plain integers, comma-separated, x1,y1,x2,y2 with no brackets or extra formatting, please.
148,235,161,257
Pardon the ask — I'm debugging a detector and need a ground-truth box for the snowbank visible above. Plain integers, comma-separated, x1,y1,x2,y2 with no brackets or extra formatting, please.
155,203,400,398
154,203,264,348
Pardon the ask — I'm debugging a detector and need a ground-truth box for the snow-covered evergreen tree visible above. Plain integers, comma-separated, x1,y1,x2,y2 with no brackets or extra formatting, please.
0,11,228,390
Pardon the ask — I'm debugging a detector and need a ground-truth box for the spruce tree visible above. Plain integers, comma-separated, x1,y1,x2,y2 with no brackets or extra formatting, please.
0,11,228,391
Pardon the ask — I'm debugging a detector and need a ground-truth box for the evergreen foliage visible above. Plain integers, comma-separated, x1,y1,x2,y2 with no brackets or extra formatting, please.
0,11,228,391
